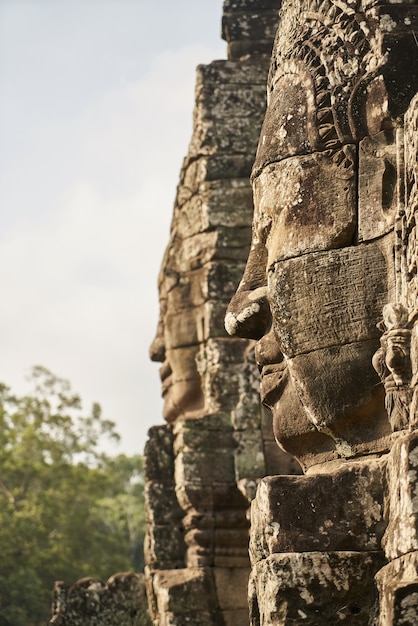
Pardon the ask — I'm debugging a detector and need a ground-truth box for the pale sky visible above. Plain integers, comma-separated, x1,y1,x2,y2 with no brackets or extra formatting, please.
0,0,226,456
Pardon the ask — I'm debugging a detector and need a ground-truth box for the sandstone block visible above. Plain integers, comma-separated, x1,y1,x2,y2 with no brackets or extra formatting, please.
262,440,302,477
375,551,418,626
223,0,282,12
269,237,394,357
197,58,272,88
213,225,252,257
174,424,236,454
287,339,391,455
175,481,249,514
249,552,385,625
175,449,236,485
383,431,418,560
177,180,254,238
201,154,255,181
233,430,266,479
214,567,251,610
144,526,186,571
164,301,234,350
144,426,175,482
49,573,150,626
250,461,386,563
166,230,218,271
145,481,183,525
158,611,221,626
197,84,267,121
190,114,265,158
222,11,280,44
152,568,220,616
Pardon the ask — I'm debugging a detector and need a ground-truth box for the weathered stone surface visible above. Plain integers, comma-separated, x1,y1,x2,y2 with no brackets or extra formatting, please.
144,426,175,482
49,573,151,626
144,524,186,571
176,480,250,513
175,449,236,485
221,1,281,60
227,41,276,60
233,431,266,479
151,568,223,625
198,58,271,87
144,425,186,571
222,10,280,44
249,552,384,625
223,0,281,11
262,440,302,476
269,238,394,358
177,181,254,237
223,609,250,626
383,432,418,561
189,114,268,158
188,59,269,159
371,97,418,436
214,567,251,610
195,338,253,413
197,84,267,121
250,460,386,563
404,94,418,315
358,130,399,242
222,0,418,622
252,148,357,264
147,0,418,624
145,481,184,526
376,552,418,626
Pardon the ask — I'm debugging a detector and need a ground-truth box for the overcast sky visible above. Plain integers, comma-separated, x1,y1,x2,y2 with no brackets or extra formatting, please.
0,0,226,456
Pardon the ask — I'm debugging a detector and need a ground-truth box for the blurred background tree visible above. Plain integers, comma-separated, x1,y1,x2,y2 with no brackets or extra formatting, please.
0,366,147,626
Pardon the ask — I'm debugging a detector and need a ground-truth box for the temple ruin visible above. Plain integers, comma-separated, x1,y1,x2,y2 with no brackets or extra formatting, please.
51,0,418,623
145,0,418,623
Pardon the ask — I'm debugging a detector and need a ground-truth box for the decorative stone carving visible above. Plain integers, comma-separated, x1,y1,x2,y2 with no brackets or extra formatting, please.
145,3,301,625
373,95,418,434
225,0,418,623
225,0,418,470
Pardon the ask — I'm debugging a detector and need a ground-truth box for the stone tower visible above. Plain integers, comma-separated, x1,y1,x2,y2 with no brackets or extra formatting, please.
147,0,418,624
145,2,301,625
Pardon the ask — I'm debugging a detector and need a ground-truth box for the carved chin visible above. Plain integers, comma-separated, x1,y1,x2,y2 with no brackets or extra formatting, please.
162,381,204,423
266,344,391,470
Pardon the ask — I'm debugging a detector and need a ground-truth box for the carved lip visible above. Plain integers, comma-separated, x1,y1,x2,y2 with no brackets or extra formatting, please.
259,363,288,407
159,361,172,395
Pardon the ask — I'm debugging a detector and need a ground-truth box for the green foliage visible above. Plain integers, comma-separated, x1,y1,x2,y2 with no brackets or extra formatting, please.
0,367,147,626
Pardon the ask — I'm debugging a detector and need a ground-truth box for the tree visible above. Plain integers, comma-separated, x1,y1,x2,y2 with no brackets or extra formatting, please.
0,366,146,626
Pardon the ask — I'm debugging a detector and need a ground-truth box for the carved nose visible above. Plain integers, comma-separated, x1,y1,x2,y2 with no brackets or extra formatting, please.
225,285,271,340
149,318,166,363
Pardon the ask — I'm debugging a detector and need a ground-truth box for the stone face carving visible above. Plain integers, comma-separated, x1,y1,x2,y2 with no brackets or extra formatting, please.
145,3,303,625
146,0,418,622
226,0,418,472
224,0,418,623
48,2,418,623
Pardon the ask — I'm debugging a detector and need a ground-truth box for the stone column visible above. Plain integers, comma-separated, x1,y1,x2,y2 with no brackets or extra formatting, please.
145,3,299,625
